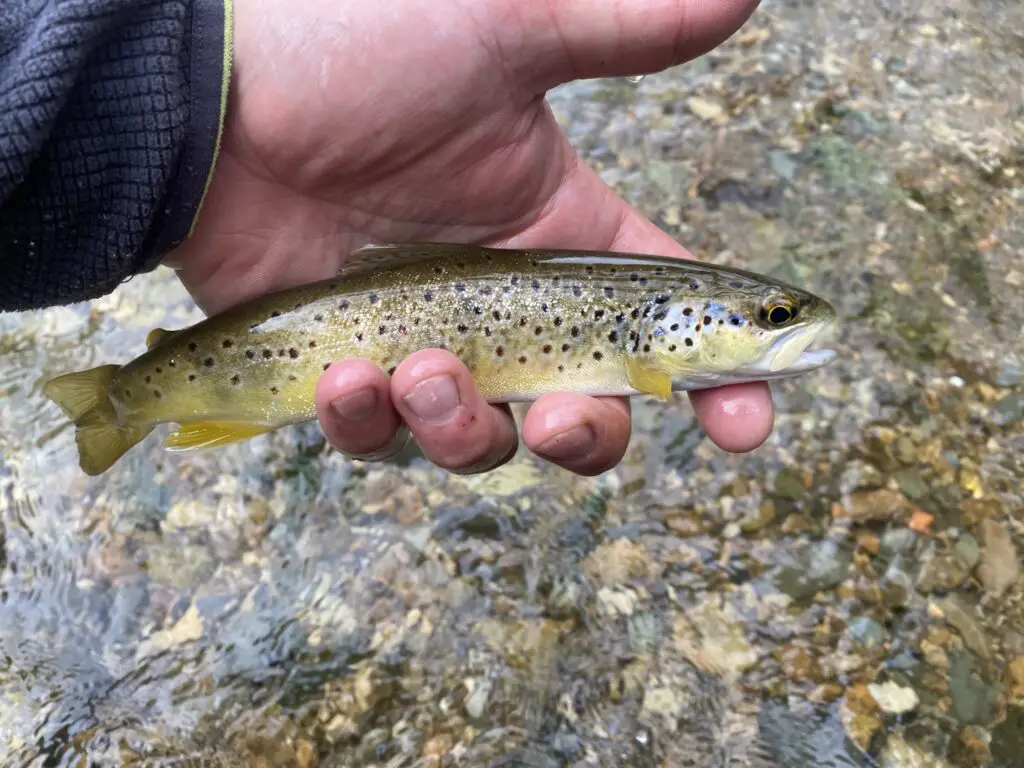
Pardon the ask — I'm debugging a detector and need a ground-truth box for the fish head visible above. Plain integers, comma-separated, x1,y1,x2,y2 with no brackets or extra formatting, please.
642,275,837,386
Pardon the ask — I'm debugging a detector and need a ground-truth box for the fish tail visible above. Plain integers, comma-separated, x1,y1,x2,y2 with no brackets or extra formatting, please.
42,365,153,476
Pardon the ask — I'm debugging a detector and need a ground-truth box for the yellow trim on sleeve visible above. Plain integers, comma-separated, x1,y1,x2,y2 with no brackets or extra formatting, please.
188,0,233,238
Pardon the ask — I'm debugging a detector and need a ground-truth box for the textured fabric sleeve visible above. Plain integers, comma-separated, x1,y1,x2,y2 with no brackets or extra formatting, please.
0,0,232,312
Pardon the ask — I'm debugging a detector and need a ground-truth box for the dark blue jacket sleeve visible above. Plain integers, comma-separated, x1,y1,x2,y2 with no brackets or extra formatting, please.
0,0,231,311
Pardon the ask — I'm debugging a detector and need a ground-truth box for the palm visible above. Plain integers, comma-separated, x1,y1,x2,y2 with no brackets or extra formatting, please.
165,0,774,476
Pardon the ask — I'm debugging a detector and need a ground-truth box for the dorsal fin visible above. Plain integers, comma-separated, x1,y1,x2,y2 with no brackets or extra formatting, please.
340,242,486,276
145,327,179,349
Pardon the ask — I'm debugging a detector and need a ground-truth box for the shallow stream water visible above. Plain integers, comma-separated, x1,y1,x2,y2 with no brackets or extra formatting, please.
2,1,1023,766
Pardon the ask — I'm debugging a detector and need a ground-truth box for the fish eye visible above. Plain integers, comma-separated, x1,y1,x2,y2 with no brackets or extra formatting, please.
761,300,798,326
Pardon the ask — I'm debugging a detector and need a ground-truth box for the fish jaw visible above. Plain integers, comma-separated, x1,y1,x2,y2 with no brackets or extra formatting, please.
658,317,837,392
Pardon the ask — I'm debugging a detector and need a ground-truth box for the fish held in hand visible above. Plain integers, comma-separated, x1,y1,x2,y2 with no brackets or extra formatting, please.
42,242,838,475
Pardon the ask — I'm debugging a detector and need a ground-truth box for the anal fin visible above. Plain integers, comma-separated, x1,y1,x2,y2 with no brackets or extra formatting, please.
625,359,673,401
164,421,276,451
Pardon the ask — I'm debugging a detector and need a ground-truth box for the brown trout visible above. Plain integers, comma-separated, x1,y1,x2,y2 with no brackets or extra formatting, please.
43,242,837,475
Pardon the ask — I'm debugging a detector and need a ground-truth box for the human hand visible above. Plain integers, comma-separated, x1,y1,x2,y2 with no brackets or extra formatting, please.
165,0,772,475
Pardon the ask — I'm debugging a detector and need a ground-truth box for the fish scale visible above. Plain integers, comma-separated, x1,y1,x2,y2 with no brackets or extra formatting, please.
42,242,837,475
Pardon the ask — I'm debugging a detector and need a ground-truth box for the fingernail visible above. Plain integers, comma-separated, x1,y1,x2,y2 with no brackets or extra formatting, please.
331,388,378,421
403,375,460,424
535,424,595,463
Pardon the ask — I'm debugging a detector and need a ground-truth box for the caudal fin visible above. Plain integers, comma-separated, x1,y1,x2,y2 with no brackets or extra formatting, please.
42,365,153,476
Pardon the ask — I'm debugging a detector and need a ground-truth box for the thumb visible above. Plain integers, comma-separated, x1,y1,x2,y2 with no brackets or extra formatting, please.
506,0,761,91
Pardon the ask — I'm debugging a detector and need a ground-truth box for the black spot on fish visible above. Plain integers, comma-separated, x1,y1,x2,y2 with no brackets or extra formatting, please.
424,290,434,301
572,286,582,297
144,375,151,384
554,317,563,327
125,389,131,398
289,348,299,358
245,349,255,359
457,324,468,333
683,308,693,316
593,351,603,361
669,344,677,351
188,342,197,352
378,325,387,336
188,374,197,382
222,339,233,348
356,332,364,341
493,310,502,321
270,387,279,395
434,266,443,274
730,317,742,326
278,349,286,357
155,366,163,374
541,303,549,312
639,277,648,286
532,280,541,291
479,286,493,295
558,364,565,372
519,317,528,327
585,266,594,273
495,346,504,357
153,390,161,398
231,375,240,385
594,310,604,320
695,324,702,333
518,356,527,364
570,326,580,337
308,340,317,348
314,313,324,321
604,286,614,298
561,343,570,352
323,363,331,371
631,308,640,320
455,283,466,292
168,359,176,367
630,273,639,282
271,310,281,318
608,331,618,342
704,315,711,325
534,326,542,336
368,293,379,304
643,344,650,353
204,357,215,367
685,338,694,347
474,306,483,315
671,323,679,331
485,327,492,337
339,300,350,310
289,375,297,381
615,313,625,323
542,343,553,354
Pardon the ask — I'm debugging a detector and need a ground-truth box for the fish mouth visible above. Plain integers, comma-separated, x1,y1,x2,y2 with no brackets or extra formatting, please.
737,321,838,378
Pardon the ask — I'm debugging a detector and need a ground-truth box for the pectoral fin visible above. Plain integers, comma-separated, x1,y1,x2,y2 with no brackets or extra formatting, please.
164,421,275,451
625,359,673,401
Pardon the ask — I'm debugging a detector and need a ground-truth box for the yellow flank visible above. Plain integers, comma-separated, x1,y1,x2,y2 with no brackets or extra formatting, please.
41,242,837,476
